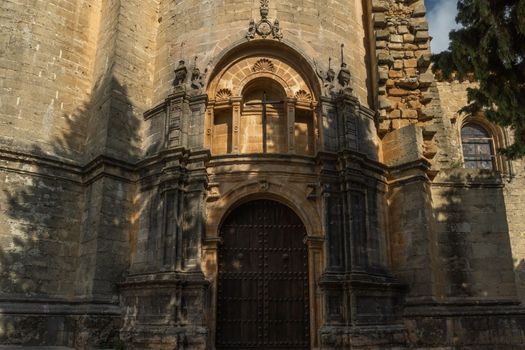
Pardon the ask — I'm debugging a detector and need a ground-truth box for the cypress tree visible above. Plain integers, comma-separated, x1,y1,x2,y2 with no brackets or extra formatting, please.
432,0,525,158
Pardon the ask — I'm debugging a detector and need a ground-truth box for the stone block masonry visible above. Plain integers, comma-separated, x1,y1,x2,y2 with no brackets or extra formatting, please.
0,0,524,349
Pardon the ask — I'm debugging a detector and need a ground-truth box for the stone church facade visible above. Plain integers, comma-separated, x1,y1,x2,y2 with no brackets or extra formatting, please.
1,0,524,349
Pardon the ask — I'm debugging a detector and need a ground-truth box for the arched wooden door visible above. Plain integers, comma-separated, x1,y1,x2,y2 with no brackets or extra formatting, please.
216,199,310,349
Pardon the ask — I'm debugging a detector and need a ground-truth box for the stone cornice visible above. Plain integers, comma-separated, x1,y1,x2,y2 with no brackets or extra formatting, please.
403,298,525,317
0,296,120,315
4,148,504,191
82,154,137,185
118,271,209,290
0,148,83,183
0,147,212,187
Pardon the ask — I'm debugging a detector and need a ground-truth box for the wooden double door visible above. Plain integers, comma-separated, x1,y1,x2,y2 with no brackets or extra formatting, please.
216,200,310,349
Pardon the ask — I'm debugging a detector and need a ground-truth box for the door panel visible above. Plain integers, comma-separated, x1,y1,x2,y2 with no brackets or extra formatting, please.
217,200,309,349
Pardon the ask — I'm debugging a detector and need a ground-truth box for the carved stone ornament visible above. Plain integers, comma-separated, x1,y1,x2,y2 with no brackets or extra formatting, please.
338,63,352,88
216,88,232,101
337,44,353,95
246,0,283,41
259,180,270,191
307,184,318,200
173,60,188,87
314,58,336,96
295,89,312,102
252,58,275,72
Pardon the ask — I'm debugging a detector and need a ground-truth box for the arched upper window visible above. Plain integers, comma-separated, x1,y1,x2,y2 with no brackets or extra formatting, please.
206,55,318,157
461,123,495,170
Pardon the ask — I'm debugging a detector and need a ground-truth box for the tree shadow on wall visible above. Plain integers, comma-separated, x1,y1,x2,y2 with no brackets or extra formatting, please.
433,171,515,298
421,169,522,347
0,76,140,348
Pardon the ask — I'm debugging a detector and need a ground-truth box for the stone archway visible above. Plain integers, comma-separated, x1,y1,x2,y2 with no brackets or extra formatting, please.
202,40,326,349
203,183,325,349
216,199,310,349
204,48,320,157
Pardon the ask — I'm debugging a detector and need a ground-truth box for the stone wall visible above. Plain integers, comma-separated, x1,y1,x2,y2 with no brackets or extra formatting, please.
153,0,371,106
1,0,525,348
372,0,432,128
506,157,525,304
437,80,525,304
0,162,82,298
0,0,158,346
432,170,517,299
0,0,99,162
0,0,95,303
84,0,159,163
435,81,474,164
371,0,446,169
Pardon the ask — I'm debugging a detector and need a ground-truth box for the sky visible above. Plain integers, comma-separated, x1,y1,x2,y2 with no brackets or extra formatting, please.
425,0,461,53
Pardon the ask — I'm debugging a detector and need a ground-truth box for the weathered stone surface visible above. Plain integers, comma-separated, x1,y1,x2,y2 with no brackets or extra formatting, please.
372,0,389,12
403,33,415,42
0,1,524,349
374,13,387,28
412,2,427,17
396,78,420,89
378,51,395,65
376,29,390,40
379,96,393,110
390,34,404,43
419,71,435,87
378,69,390,83
418,53,432,67
415,30,430,42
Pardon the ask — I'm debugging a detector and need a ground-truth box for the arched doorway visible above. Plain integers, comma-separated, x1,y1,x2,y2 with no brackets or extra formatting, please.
216,199,310,349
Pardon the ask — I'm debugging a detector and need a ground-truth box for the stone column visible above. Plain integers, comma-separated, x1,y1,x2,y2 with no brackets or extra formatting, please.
286,98,296,153
306,237,324,348
312,101,320,154
231,97,242,153
181,165,208,271
204,104,214,150
120,90,210,349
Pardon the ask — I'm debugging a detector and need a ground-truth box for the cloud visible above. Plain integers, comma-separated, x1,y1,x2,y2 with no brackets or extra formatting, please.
426,0,461,53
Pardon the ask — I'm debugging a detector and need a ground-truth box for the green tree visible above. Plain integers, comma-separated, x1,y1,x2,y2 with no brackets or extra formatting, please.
431,0,525,158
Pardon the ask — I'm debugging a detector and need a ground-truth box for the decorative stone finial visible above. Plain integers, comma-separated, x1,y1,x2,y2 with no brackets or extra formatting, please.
337,44,352,94
260,0,269,19
245,0,283,41
313,57,336,96
190,56,206,92
327,57,335,82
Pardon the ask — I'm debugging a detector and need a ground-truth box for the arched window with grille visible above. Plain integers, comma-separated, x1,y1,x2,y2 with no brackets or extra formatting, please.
461,123,496,170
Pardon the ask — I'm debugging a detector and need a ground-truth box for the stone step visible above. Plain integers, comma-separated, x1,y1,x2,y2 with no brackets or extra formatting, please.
0,347,74,350
0,348,113,350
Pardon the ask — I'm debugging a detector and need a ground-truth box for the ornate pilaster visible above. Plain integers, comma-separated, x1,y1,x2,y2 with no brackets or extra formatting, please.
231,97,242,153
120,79,211,347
